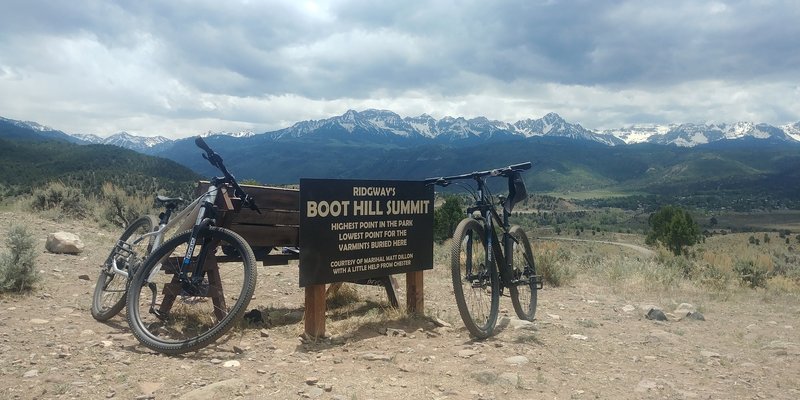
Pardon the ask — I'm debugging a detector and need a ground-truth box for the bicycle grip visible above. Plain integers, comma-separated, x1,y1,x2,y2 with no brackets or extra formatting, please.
195,136,213,153
510,162,532,171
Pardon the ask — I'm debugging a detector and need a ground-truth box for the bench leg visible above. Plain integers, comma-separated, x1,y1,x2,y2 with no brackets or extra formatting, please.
304,284,326,338
205,256,228,321
406,270,424,314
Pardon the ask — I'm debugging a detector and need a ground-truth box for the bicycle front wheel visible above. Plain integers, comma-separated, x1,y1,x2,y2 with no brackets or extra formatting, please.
450,218,499,339
508,225,538,321
92,215,157,322
126,227,256,355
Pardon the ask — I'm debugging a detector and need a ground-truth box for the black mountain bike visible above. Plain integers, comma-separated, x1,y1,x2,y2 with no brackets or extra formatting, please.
125,137,259,355
427,162,541,339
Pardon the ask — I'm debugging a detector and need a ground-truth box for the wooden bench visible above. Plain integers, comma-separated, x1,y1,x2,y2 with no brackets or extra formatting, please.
196,182,423,337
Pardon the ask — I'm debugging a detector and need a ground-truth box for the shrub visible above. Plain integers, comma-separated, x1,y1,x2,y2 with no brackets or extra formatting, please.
30,181,91,219
698,263,733,292
100,182,153,228
0,225,39,292
733,259,769,288
536,242,574,287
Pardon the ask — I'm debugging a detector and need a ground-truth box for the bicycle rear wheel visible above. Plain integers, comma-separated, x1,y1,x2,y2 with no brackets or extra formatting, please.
450,218,499,339
126,227,256,355
92,215,157,322
508,225,538,321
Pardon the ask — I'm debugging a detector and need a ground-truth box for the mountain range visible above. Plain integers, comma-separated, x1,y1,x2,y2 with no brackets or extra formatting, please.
3,111,800,212
4,110,800,151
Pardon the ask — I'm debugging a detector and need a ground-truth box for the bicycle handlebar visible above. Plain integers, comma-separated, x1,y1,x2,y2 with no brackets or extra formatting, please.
194,136,259,213
425,161,532,186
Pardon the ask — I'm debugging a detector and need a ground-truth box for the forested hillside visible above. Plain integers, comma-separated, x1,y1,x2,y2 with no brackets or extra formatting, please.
0,138,199,199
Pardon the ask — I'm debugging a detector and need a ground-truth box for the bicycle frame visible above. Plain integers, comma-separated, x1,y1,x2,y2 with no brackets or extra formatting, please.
427,161,533,287
144,181,223,286
467,176,516,286
107,191,205,280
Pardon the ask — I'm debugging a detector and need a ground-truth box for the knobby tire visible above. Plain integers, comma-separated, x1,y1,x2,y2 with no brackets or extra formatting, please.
91,215,158,322
450,218,499,339
126,227,256,355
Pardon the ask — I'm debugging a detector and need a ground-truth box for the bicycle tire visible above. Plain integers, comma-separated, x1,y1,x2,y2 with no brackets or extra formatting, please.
91,215,158,322
508,225,538,321
450,218,500,339
126,227,256,355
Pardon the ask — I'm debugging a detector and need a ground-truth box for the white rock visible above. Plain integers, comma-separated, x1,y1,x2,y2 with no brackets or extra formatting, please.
504,355,529,365
621,305,636,313
222,360,240,368
45,232,85,254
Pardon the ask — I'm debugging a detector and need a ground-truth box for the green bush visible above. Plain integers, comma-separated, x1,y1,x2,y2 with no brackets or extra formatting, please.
734,259,768,288
30,181,91,219
100,182,153,228
0,225,39,292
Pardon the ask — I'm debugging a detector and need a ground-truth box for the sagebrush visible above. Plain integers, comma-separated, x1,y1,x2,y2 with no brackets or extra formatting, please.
0,225,39,292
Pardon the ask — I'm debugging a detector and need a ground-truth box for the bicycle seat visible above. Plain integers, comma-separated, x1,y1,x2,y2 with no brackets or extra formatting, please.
156,195,185,205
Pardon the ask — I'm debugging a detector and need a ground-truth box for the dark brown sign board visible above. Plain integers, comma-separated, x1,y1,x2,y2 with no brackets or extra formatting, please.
299,179,434,287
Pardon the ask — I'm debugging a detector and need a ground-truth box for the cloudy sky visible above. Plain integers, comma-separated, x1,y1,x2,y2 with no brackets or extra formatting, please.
1,0,798,138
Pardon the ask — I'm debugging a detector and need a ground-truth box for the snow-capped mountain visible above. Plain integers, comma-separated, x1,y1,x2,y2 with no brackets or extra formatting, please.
629,122,796,147
271,109,623,145
201,130,255,139
783,122,800,142
71,133,105,144
102,132,172,152
2,112,799,151
0,117,54,132
602,125,672,144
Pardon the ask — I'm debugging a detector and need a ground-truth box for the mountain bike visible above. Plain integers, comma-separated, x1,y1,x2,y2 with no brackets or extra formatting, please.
125,137,259,355
91,196,185,321
427,162,541,339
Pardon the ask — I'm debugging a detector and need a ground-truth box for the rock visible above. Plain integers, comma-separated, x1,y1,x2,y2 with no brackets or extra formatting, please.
470,370,498,385
45,232,85,254
30,319,49,325
223,360,240,368
259,329,270,338
686,311,705,321
243,309,263,324
23,369,39,378
360,353,392,361
700,350,721,358
432,317,452,328
504,355,529,365
674,303,696,314
300,386,324,398
635,379,659,393
508,319,536,330
569,334,588,341
78,274,91,281
546,313,561,320
179,378,246,400
646,308,668,321
497,372,521,389
305,377,319,385
138,382,162,395
232,345,246,354
386,328,406,337
621,305,636,313
457,349,479,358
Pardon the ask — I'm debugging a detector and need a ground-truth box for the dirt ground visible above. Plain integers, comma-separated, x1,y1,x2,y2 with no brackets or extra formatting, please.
1,210,799,399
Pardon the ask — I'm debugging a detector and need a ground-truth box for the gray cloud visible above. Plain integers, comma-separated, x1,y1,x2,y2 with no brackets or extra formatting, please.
0,0,798,138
